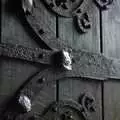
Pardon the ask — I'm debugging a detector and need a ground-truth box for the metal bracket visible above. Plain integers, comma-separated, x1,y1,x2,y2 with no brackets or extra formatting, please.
74,12,91,33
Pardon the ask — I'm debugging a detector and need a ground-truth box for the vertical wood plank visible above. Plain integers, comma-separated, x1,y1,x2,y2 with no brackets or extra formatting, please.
0,0,56,113
58,1,102,120
102,0,120,59
104,80,120,120
1,0,39,96
59,79,102,120
102,0,120,120
58,2,100,52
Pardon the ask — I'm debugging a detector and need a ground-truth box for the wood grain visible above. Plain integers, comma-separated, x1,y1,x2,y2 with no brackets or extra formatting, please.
0,0,56,113
104,81,120,120
58,1,102,120
59,79,102,120
102,0,120,120
102,0,120,59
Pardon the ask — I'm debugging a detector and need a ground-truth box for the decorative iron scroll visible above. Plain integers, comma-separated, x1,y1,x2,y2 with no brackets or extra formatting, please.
43,0,91,33
44,97,96,120
43,0,113,33
0,0,115,119
44,0,84,17
1,92,96,120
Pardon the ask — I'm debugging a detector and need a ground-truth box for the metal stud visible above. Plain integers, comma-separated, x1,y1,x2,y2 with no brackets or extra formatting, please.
18,94,32,112
60,50,72,71
38,77,46,84
62,111,74,120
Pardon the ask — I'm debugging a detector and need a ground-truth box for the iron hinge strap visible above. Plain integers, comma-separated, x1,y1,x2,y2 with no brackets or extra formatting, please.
17,64,120,103
0,43,55,65
1,43,120,80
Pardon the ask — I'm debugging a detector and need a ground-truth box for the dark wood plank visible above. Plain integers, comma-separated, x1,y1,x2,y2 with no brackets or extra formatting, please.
1,0,39,96
58,1,102,120
0,0,56,112
102,0,120,119
104,81,120,120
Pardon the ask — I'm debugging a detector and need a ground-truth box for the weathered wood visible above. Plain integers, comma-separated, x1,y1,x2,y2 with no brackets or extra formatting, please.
58,1,102,120
59,79,102,120
2,0,120,119
0,0,56,114
58,1,100,52
104,81,120,120
102,0,120,119
102,0,120,59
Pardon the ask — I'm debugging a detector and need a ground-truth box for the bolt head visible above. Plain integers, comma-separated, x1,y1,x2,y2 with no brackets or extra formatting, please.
61,50,72,71
38,77,46,84
18,94,32,112
62,111,74,120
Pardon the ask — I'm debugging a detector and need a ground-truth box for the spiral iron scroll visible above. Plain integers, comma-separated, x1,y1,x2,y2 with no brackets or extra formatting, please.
13,93,96,120
43,0,91,33
43,0,113,33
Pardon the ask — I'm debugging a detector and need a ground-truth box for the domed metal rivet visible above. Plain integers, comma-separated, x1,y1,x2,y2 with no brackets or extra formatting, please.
68,115,73,119
52,106,58,112
60,50,72,71
38,77,46,84
62,111,74,120
38,29,45,35
18,94,32,112
38,53,45,59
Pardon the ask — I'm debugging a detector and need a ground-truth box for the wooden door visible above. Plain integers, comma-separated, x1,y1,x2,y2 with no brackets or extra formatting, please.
0,0,120,120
